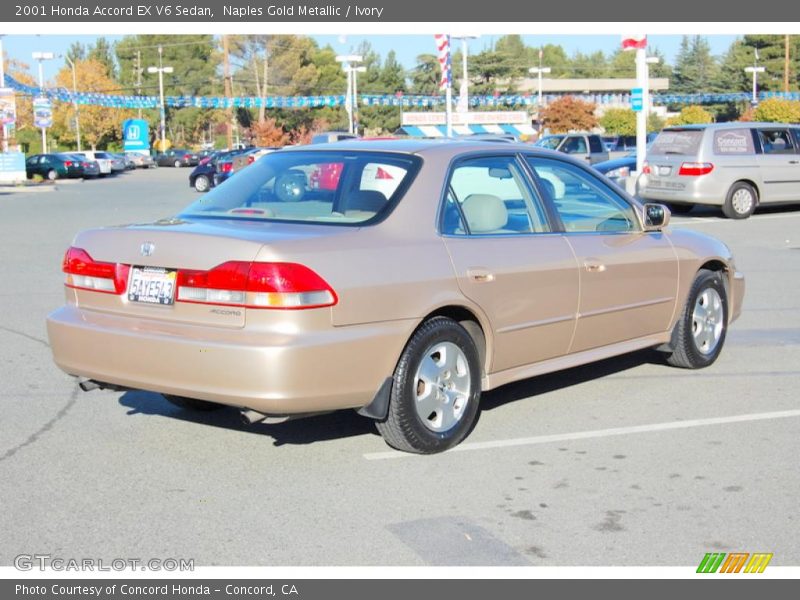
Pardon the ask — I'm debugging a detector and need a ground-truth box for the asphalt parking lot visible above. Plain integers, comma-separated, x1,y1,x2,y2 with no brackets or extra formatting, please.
0,166,798,567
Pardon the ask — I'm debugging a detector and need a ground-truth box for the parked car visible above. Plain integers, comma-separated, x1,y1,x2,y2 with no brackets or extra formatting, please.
188,150,239,192
124,151,156,169
114,153,136,171
593,143,654,186
73,151,112,176
104,152,126,173
602,133,657,159
212,148,275,186
59,153,100,178
535,133,609,164
25,153,84,180
47,140,744,454
639,122,800,219
155,149,199,168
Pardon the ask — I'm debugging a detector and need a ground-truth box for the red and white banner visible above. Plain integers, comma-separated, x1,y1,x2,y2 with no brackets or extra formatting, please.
434,34,451,90
621,35,647,50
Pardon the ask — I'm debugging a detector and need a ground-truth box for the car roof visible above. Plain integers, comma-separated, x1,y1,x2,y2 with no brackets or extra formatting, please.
281,138,549,157
663,122,800,131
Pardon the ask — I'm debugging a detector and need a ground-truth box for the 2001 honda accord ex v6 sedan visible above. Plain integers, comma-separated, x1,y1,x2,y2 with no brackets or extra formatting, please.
47,140,745,454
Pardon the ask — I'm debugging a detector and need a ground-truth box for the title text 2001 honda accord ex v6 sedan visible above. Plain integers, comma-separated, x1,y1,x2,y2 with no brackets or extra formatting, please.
47,140,745,454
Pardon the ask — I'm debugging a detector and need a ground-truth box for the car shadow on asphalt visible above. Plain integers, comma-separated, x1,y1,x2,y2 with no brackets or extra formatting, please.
478,349,662,413
117,390,378,446
117,348,664,447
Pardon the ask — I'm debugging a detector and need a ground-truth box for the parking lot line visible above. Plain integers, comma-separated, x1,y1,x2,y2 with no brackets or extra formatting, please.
363,409,800,460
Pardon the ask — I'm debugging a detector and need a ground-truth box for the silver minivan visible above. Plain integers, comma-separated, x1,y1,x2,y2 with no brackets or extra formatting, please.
638,122,800,218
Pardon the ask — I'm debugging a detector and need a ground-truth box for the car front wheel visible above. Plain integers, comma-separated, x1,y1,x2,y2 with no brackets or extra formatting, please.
194,175,210,192
376,317,481,454
723,182,757,219
664,269,729,369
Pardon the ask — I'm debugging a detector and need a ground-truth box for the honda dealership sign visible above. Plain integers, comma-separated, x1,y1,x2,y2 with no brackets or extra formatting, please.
123,118,150,153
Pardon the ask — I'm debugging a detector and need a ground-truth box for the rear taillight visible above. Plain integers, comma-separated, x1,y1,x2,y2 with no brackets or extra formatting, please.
678,162,714,176
220,162,232,173
62,247,129,294
247,155,255,164
183,154,190,160
176,261,337,309
642,161,651,175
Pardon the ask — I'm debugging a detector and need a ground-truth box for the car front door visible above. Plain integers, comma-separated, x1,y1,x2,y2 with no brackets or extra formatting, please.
756,127,800,203
525,155,679,353
441,154,580,373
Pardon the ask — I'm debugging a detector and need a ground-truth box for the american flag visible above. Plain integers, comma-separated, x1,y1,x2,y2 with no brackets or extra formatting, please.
435,34,451,90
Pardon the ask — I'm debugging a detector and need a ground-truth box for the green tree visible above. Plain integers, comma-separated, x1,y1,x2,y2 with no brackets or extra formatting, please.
672,36,721,94
599,108,636,135
88,37,116,80
410,53,441,95
741,35,800,92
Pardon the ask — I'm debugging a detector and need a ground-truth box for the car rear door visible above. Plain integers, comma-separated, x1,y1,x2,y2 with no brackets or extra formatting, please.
441,154,579,373
755,126,800,203
525,155,678,353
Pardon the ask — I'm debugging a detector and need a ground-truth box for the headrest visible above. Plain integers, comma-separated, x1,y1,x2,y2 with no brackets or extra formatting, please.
461,194,508,233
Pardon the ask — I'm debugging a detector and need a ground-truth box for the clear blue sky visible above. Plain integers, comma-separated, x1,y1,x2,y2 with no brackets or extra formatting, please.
2,34,740,83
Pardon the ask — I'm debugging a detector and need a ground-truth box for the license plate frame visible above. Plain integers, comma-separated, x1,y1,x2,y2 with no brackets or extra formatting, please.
127,266,177,306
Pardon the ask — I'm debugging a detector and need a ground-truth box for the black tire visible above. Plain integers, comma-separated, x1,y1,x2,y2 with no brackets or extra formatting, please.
722,182,757,219
664,269,728,369
162,394,223,411
47,169,58,181
376,317,481,454
194,175,210,192
667,203,694,215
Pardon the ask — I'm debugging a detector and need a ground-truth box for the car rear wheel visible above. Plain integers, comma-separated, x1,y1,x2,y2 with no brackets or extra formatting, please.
664,269,728,369
376,317,481,454
194,175,210,192
174,159,182,168
47,169,58,181
722,182,757,219
162,394,223,411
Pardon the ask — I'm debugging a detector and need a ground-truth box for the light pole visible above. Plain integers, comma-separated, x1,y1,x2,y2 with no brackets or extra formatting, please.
335,54,363,135
32,51,55,152
745,49,766,106
63,55,81,151
452,35,478,113
147,46,173,153
528,66,552,109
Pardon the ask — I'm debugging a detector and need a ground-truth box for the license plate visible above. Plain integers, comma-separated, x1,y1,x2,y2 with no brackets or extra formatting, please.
128,266,176,305
658,166,672,176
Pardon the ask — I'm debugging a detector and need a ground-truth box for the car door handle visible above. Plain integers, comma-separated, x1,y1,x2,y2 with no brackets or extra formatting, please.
789,160,799,164
466,268,495,283
583,259,606,273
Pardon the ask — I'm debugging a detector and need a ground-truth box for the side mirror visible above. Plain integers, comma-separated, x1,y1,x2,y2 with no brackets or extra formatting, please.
643,203,670,230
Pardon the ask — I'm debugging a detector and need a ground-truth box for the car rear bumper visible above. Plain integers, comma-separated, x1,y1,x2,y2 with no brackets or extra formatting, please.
46,304,411,415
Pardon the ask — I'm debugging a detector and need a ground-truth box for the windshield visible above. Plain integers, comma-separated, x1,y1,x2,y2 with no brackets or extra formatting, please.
180,150,421,225
535,136,564,150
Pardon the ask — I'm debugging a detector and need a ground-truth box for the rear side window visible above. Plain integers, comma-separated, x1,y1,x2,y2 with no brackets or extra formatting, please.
588,136,604,153
758,129,797,154
442,156,550,235
713,129,755,155
651,129,704,155
181,151,420,225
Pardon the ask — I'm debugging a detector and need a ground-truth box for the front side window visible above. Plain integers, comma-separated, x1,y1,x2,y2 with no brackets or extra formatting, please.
561,136,588,154
442,156,550,235
526,157,638,233
180,151,420,225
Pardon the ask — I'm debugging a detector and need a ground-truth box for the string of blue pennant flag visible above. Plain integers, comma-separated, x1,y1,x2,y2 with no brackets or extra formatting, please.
5,74,800,110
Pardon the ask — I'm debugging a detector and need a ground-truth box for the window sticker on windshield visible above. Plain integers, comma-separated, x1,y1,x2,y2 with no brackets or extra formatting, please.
713,130,754,155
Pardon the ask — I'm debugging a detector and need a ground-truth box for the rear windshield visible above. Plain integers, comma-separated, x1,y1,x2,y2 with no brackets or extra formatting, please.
650,129,704,155
180,150,421,225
